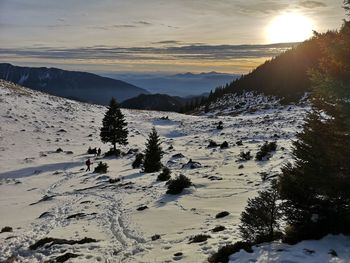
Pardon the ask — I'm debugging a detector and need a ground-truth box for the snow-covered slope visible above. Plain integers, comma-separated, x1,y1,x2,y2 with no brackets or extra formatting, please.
0,79,323,262
195,92,307,116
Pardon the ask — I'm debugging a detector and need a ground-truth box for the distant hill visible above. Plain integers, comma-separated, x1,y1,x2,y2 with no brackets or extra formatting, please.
0,63,148,104
204,37,325,105
121,94,188,112
104,72,239,97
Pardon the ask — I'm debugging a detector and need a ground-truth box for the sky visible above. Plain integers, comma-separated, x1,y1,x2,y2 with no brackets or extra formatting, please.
0,0,346,74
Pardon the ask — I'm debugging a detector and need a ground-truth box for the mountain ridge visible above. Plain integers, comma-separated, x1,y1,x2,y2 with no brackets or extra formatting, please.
0,63,148,104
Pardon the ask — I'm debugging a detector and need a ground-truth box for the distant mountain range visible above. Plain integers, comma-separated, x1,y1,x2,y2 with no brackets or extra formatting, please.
0,63,148,104
103,72,239,97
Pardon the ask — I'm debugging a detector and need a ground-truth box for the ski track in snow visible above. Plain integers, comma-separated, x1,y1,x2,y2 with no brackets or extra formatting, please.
0,80,319,262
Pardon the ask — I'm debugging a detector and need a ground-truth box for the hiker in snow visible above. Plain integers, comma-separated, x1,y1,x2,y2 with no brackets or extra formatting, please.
86,158,92,171
97,148,101,156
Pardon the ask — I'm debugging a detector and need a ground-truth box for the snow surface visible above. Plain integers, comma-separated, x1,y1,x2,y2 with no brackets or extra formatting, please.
1,79,345,262
230,235,350,263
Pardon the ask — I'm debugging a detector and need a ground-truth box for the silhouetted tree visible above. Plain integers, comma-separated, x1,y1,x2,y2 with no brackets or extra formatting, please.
100,98,128,152
143,127,163,173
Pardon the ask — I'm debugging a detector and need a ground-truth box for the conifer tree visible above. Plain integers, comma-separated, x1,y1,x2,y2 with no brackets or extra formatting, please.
100,98,128,152
279,15,350,240
239,181,281,243
143,127,163,173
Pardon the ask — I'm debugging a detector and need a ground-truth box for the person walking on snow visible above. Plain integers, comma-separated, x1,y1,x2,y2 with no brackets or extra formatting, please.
85,158,92,171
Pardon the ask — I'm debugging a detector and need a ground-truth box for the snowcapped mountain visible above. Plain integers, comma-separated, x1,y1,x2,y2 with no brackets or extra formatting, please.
1,80,348,263
0,63,149,105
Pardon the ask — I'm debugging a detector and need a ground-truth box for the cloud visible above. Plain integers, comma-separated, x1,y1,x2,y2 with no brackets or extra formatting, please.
111,24,137,28
152,40,183,45
236,1,289,14
89,21,155,31
135,21,153,25
0,43,298,62
298,1,326,9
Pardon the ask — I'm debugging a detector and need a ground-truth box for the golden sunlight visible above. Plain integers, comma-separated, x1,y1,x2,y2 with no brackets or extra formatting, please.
266,12,314,43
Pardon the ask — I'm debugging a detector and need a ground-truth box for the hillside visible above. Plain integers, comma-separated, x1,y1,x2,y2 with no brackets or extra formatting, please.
0,80,311,262
204,36,327,105
121,93,187,112
0,63,148,104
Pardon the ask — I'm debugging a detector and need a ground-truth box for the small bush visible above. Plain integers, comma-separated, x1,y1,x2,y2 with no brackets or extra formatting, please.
87,147,97,155
189,234,211,243
109,178,120,184
208,241,253,263
216,211,230,218
157,167,171,181
132,153,144,168
212,226,226,232
1,226,13,233
208,140,219,148
329,249,338,257
94,162,108,174
166,174,192,195
151,234,161,241
217,121,224,130
256,141,277,161
104,148,121,158
220,141,229,149
239,151,252,161
56,148,63,153
136,205,148,211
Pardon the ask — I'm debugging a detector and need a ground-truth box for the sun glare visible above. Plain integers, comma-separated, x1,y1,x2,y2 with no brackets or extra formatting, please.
267,12,314,43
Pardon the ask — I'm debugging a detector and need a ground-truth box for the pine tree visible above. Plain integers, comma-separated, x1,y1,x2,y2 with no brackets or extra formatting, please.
239,181,281,243
100,98,128,152
143,127,163,173
279,16,350,241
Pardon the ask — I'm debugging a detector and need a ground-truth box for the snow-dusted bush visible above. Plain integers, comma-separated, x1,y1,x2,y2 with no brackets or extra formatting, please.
215,211,230,218
166,174,192,195
94,162,108,174
220,141,229,149
132,153,144,169
87,147,97,155
189,234,211,243
239,151,251,161
157,167,171,181
255,141,277,161
208,241,253,263
216,121,224,130
208,140,219,148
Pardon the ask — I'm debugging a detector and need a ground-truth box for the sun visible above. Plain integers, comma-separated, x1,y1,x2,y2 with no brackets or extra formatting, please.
266,12,314,43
